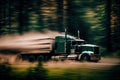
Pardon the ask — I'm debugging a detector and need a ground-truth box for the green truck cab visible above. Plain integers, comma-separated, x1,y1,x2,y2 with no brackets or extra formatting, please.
53,35,101,62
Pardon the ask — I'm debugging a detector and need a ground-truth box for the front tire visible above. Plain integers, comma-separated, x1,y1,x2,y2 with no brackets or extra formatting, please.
80,54,90,62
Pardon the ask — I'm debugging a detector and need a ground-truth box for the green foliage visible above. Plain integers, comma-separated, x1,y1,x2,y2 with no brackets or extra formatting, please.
0,62,47,80
0,62,120,80
46,66,120,80
0,63,12,80
26,62,47,80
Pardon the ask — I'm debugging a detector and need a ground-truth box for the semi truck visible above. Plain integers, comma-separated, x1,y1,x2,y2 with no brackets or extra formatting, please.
19,31,101,62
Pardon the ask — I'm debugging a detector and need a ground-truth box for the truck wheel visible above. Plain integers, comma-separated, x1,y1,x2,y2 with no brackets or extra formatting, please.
93,60,99,63
80,54,90,62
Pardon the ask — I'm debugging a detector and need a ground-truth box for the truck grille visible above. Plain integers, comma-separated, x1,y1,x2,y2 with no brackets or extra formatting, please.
94,47,99,54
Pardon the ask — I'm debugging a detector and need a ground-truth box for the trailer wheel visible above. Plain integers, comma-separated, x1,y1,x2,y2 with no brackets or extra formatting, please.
80,54,90,62
44,56,49,61
22,55,28,60
28,55,35,62
16,54,22,62
37,55,44,62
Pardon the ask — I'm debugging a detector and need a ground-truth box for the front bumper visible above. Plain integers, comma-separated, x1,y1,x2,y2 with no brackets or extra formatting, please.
90,54,101,61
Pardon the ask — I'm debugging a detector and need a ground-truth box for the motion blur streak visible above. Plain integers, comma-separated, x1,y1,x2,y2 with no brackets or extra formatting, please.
0,30,64,51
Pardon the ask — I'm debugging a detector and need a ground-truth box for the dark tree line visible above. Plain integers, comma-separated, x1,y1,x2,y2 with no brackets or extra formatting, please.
0,0,120,54
110,0,120,52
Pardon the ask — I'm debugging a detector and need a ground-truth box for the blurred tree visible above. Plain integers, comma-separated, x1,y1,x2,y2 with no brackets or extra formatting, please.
0,0,7,35
87,0,113,54
56,0,64,32
111,0,120,52
105,0,112,52
0,0,119,55
7,0,12,33
17,0,29,34
67,0,92,41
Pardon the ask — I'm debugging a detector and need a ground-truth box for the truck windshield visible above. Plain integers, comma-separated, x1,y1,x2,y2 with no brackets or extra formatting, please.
72,41,85,45
81,46,94,51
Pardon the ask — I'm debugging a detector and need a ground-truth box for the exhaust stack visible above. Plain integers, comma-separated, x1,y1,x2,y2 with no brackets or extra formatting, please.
65,28,67,40
78,30,80,39
65,28,67,53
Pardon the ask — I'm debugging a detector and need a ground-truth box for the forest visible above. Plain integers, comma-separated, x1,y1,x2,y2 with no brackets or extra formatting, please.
0,0,120,55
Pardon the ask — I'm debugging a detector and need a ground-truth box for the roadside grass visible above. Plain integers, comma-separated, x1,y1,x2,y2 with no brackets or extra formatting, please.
0,61,120,80
45,67,109,80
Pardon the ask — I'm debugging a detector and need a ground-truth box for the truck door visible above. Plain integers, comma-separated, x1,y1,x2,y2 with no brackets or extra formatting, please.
55,41,66,53
54,36,66,54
